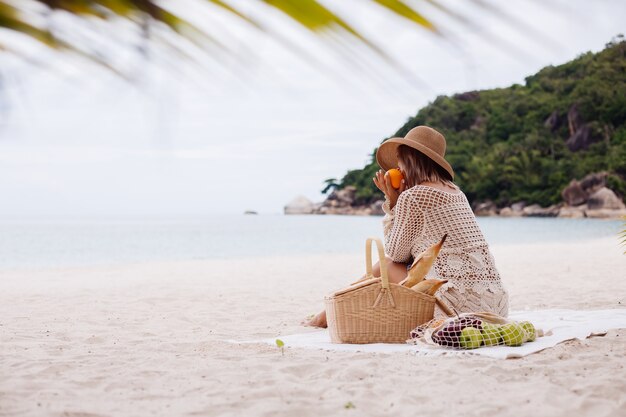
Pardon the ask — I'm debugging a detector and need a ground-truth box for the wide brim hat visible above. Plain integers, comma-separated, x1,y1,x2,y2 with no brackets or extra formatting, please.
376,125,455,180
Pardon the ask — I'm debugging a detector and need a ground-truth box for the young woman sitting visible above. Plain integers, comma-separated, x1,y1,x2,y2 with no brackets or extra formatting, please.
304,125,509,328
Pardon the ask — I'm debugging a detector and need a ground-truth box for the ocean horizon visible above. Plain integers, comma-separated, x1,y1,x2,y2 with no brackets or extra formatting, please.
0,214,622,270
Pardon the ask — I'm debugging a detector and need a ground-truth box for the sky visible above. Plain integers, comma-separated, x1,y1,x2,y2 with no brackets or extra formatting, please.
0,0,625,216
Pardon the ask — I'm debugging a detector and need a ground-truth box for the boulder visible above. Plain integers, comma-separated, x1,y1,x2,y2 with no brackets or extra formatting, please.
498,207,516,217
353,207,373,216
370,200,385,216
522,204,560,217
315,205,330,215
454,91,480,101
579,172,608,194
328,186,356,205
558,205,587,219
566,124,599,152
567,104,583,136
284,196,315,215
511,202,527,213
561,180,588,206
544,110,561,132
586,187,626,210
522,204,541,216
474,201,497,216
585,208,626,219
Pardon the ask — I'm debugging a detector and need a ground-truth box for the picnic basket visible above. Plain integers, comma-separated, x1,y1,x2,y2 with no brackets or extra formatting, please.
324,237,449,344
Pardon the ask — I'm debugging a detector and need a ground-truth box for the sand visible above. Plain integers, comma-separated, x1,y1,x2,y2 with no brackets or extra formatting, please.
1,237,625,417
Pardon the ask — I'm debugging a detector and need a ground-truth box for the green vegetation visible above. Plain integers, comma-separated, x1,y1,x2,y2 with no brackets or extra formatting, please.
275,338,285,355
327,37,626,208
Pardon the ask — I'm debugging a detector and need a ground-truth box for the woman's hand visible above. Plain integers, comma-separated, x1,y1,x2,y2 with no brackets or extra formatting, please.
373,169,407,209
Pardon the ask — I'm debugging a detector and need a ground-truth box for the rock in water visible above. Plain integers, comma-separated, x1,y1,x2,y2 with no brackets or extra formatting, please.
558,205,587,218
474,201,497,216
284,196,315,215
522,204,561,217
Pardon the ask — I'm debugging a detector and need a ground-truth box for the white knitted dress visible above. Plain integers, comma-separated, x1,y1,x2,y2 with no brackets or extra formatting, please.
382,184,509,318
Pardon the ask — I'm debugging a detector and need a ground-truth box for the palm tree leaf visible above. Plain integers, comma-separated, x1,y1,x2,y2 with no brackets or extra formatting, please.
202,0,263,29
371,0,436,32
262,0,430,89
0,0,442,79
0,0,547,84
620,215,626,254
0,2,57,47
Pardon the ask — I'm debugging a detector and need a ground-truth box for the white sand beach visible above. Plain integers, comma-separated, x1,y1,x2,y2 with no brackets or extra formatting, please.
1,237,625,417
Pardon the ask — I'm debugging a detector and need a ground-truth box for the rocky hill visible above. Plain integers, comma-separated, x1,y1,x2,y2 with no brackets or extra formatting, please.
289,37,626,219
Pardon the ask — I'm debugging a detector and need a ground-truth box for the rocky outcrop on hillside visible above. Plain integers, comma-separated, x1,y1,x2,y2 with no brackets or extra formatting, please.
472,172,625,219
311,186,385,216
286,172,625,219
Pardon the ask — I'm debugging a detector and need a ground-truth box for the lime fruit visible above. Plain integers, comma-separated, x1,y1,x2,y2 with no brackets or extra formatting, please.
459,326,483,349
481,323,502,346
520,321,536,342
499,323,525,346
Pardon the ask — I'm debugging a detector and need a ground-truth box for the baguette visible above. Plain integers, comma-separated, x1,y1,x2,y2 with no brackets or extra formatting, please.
402,234,448,288
410,279,448,296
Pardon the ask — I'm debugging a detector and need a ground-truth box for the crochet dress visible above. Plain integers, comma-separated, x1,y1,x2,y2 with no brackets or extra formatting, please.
382,185,509,318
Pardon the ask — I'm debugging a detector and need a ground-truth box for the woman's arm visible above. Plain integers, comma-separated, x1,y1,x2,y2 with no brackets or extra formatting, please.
382,192,424,263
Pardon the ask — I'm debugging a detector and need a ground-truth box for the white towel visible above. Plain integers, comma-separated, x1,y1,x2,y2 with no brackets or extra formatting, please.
223,309,626,359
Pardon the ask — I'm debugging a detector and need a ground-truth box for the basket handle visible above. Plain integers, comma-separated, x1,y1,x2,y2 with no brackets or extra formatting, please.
365,237,389,290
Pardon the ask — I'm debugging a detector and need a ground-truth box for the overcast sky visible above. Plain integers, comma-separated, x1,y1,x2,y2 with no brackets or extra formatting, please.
0,0,625,216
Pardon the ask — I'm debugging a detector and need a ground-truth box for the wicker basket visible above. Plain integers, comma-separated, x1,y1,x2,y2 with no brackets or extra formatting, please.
324,237,441,344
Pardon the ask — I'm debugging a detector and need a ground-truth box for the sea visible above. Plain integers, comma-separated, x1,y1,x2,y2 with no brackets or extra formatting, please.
0,215,622,270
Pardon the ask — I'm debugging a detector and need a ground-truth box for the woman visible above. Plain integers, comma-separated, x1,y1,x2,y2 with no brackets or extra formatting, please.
303,125,509,328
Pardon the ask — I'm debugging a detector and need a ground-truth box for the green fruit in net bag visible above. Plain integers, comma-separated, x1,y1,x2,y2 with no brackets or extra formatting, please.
432,316,483,348
520,321,536,342
459,326,483,349
499,323,525,346
481,323,502,346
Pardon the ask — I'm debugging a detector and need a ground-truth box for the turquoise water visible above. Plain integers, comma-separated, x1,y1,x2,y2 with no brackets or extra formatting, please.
0,215,622,269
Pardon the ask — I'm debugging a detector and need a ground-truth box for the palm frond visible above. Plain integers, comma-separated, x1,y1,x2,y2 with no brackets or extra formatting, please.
0,0,544,82
618,216,626,255
371,0,437,32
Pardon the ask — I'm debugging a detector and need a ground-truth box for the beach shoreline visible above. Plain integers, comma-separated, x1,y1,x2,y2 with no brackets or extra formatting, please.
1,237,625,416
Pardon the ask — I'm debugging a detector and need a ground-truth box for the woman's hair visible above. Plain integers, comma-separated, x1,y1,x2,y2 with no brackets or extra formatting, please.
397,144,457,189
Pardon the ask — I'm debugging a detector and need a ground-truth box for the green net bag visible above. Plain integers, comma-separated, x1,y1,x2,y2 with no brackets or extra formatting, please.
407,311,541,349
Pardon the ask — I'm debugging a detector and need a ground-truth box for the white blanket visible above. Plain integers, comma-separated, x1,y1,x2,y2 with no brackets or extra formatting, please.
223,309,626,359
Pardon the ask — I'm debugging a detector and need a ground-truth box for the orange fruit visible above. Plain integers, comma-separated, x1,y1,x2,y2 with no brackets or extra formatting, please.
387,168,404,189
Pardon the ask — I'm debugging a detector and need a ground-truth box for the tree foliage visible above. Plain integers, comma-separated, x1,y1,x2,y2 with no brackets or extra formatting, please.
333,37,626,208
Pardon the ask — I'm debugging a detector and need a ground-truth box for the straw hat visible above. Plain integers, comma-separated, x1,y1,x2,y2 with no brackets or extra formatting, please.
376,125,455,180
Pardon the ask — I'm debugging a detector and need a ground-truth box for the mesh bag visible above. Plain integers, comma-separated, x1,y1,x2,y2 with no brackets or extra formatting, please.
407,311,540,349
